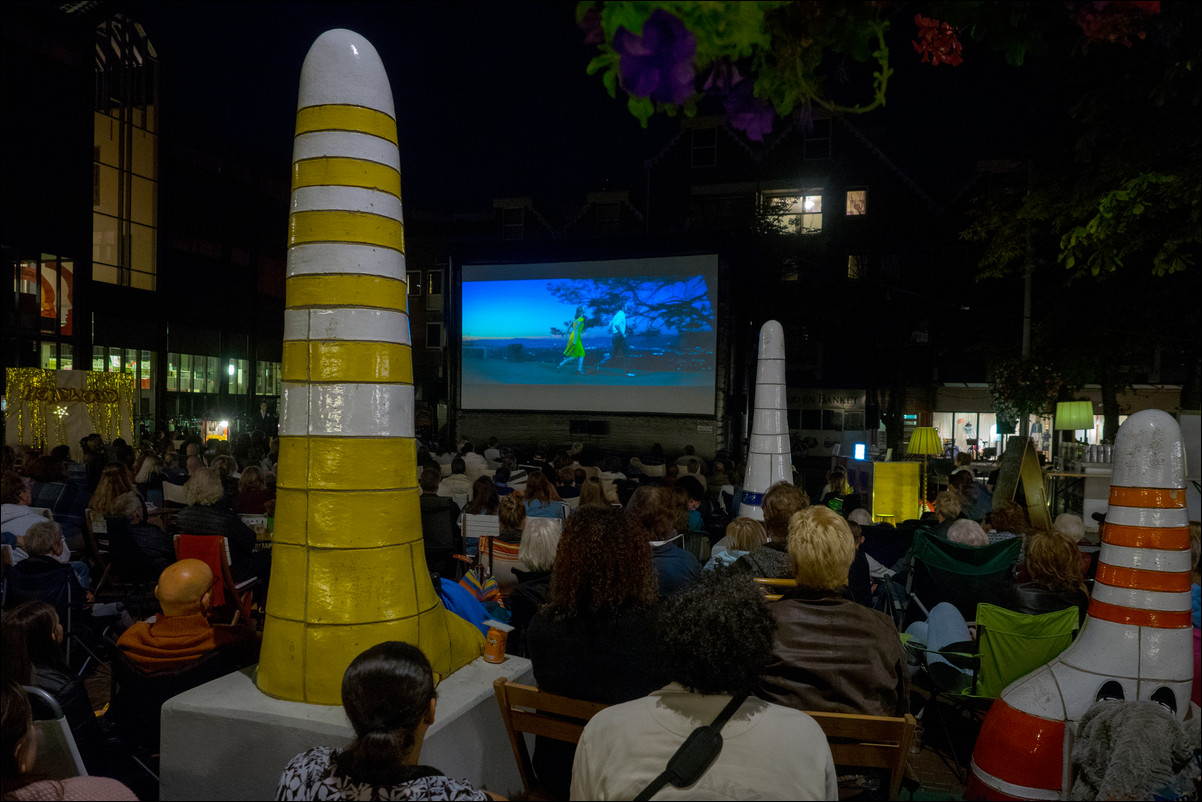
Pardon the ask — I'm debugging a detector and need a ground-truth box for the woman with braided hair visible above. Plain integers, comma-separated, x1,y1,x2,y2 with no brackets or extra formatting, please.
277,642,502,800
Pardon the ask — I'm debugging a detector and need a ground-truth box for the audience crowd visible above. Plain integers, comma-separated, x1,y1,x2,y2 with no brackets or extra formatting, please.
2,430,1200,801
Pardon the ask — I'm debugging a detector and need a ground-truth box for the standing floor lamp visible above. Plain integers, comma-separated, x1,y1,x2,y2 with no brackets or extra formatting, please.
907,426,942,517
1055,401,1095,467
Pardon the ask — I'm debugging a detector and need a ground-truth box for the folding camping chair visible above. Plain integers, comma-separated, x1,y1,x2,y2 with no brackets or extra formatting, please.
902,530,1022,628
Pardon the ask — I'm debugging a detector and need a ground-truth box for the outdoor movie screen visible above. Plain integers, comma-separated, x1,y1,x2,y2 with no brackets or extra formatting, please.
459,255,719,415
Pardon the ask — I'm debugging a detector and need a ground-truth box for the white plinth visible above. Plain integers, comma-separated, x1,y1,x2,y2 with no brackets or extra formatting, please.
160,656,533,801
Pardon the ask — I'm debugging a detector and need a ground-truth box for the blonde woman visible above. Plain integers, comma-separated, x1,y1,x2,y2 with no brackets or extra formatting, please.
176,467,268,585
704,517,767,570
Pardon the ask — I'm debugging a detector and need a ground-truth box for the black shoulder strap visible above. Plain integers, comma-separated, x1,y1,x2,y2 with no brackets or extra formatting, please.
634,692,748,801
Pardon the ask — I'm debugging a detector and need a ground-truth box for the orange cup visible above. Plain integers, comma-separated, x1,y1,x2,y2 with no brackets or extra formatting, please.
482,619,513,664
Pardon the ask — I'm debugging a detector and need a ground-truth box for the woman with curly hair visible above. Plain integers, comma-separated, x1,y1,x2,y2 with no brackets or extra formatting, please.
572,571,838,800
526,506,665,799
1006,528,1091,624
522,469,563,520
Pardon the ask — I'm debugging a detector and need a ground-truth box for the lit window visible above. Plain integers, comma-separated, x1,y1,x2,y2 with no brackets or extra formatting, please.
846,189,867,216
763,192,823,234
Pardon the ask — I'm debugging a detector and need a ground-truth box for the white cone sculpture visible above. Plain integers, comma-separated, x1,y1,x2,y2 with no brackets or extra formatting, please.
741,321,792,520
257,29,483,704
968,409,1194,799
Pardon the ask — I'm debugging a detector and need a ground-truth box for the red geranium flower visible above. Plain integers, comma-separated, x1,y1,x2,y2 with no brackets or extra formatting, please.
913,14,964,66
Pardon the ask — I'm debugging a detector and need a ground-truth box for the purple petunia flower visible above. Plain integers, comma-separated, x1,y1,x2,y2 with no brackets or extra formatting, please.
723,79,774,142
613,9,697,105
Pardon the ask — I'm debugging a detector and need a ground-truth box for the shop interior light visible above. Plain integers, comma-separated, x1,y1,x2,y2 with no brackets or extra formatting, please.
907,426,942,516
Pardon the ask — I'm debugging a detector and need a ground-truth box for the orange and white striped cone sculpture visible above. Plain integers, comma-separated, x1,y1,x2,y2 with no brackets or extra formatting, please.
967,409,1193,800
257,29,484,705
740,321,792,521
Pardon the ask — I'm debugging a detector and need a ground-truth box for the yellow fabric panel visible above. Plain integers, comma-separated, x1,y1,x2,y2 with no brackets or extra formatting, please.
412,547,442,610
303,618,424,706
265,544,309,621
308,341,413,384
292,157,401,198
256,616,307,702
285,274,408,311
289,210,405,252
294,104,398,145
305,544,421,625
305,489,422,549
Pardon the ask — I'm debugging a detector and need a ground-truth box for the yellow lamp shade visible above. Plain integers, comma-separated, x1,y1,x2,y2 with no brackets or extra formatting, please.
1055,401,1094,431
907,427,942,456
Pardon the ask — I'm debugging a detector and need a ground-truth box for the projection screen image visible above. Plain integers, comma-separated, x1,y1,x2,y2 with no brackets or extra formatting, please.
460,255,718,414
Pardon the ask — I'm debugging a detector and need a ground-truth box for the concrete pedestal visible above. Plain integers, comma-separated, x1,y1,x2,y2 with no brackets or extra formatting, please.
160,656,533,801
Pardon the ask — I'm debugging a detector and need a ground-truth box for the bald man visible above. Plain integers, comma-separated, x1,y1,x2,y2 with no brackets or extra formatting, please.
116,559,260,673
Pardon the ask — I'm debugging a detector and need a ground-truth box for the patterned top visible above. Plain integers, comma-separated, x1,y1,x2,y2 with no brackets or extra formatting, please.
277,747,490,801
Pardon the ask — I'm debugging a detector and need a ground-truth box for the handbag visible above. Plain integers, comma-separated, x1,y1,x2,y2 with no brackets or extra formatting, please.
634,692,748,801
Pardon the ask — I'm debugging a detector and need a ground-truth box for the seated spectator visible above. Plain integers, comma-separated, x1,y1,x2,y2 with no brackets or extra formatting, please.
756,505,910,718
110,491,175,573
526,506,666,799
572,570,838,800
460,441,489,483
522,469,563,520
820,467,861,518
625,485,700,596
950,468,991,522
210,454,240,503
89,461,143,521
419,468,461,579
1,472,72,573
507,517,563,658
734,482,809,578
496,494,524,544
1,680,137,801
277,642,497,801
463,476,499,517
682,457,708,492
116,559,260,674
987,498,1030,543
175,467,267,585
674,444,707,475
675,475,706,532
1006,528,1091,625
927,490,964,540
598,455,626,505
947,518,990,547
436,457,472,506
483,437,502,463
555,466,581,500
492,465,516,497
845,519,874,607
232,465,275,515
705,517,767,570
577,476,609,509
1,601,106,774
6,521,92,601
27,456,85,551
134,451,167,507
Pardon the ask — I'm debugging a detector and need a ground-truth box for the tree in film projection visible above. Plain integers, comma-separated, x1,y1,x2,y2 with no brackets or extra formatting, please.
546,276,712,339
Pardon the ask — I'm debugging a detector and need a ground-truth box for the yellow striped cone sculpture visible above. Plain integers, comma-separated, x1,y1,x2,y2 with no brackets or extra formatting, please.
257,29,484,704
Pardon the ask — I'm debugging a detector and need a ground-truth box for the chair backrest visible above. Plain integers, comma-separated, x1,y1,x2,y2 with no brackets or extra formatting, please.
104,517,161,582
6,561,74,626
973,602,1078,699
173,534,236,607
1,543,11,567
907,530,1022,623
28,507,54,521
682,530,711,563
461,513,501,542
804,710,917,799
162,481,188,506
86,508,108,536
641,462,666,477
23,686,87,779
753,576,797,602
493,678,609,795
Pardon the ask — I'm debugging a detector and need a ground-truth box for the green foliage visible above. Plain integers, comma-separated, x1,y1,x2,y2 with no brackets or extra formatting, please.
546,276,713,338
987,357,1063,432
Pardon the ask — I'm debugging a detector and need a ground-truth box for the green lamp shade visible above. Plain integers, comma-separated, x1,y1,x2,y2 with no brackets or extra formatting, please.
1055,401,1095,431
907,426,942,456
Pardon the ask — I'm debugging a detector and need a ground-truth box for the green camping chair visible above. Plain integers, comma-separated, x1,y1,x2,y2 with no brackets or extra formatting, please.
903,530,1022,627
902,601,1080,781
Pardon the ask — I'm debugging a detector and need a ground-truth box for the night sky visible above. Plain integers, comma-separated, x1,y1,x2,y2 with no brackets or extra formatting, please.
120,1,1030,215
